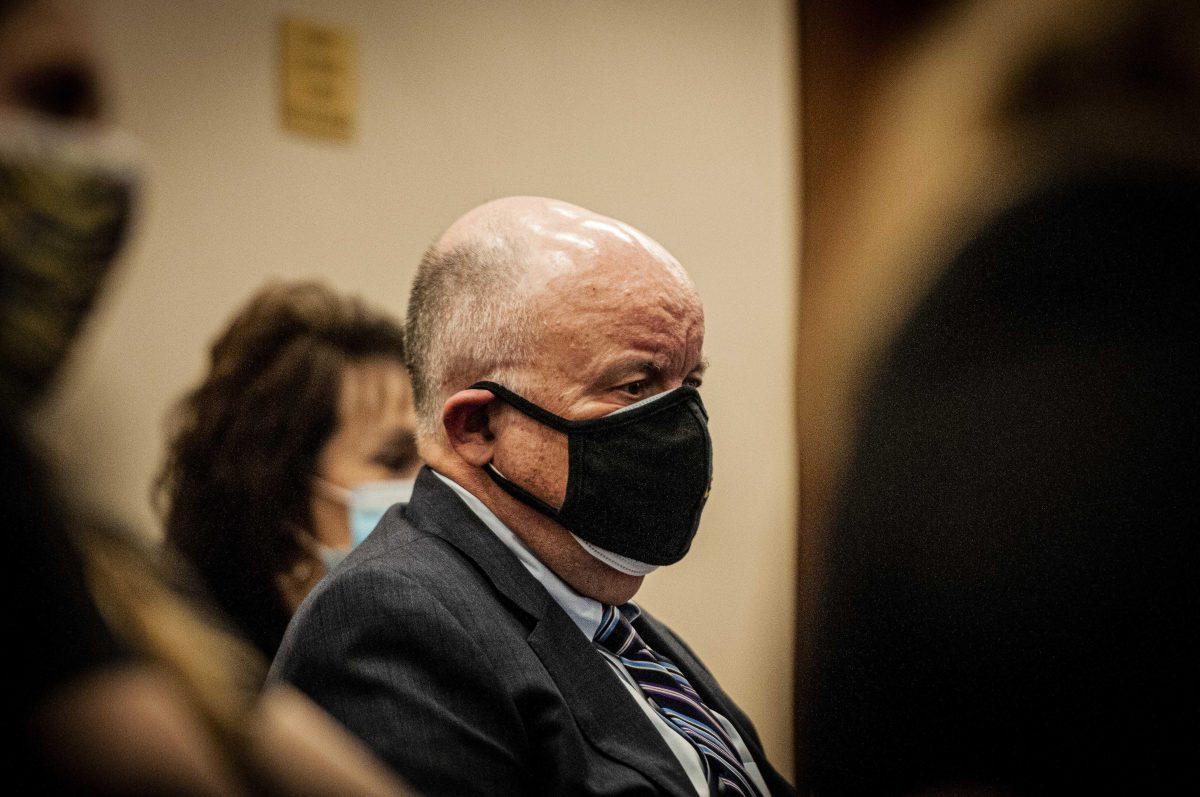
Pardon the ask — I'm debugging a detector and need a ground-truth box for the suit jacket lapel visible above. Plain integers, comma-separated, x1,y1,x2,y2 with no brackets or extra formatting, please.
404,467,550,623
406,468,697,797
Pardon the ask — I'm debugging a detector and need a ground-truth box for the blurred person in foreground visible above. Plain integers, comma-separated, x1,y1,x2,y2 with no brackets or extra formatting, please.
1,1,409,792
272,196,794,796
804,0,1200,792
157,280,420,659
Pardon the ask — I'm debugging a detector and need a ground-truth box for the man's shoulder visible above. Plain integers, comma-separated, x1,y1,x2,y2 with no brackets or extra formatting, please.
307,505,482,611
269,499,535,692
347,504,456,574
278,500,523,656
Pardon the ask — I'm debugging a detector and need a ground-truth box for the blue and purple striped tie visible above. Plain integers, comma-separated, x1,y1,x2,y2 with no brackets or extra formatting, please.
594,604,762,796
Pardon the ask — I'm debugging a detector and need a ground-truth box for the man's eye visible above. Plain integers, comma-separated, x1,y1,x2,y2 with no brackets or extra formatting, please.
621,381,647,397
684,376,703,388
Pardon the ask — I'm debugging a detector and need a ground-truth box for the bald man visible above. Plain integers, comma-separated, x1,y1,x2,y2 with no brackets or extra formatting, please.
271,198,792,796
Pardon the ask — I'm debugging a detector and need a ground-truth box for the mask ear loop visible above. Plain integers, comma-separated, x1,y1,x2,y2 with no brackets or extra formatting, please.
468,381,571,520
311,475,352,505
481,462,566,520
468,381,573,431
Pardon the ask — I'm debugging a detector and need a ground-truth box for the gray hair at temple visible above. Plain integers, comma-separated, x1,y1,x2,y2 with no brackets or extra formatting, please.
404,238,537,438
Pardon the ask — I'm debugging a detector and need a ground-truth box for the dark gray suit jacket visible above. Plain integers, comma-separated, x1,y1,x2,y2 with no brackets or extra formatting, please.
270,467,792,796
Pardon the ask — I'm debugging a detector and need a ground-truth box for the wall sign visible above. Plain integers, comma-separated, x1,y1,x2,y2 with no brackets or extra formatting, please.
280,16,357,142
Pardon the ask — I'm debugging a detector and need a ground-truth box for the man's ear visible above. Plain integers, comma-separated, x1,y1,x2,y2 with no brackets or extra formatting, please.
441,388,498,466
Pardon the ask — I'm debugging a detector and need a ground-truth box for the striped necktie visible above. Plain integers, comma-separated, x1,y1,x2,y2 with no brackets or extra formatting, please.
594,604,762,796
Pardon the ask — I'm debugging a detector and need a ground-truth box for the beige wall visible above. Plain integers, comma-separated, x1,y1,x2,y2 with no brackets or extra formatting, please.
37,0,797,775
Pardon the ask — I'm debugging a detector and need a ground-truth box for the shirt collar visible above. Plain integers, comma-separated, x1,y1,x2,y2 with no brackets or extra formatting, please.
432,470,605,639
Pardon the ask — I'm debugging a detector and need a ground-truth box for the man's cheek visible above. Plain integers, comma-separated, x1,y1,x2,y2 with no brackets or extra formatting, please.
497,422,570,507
526,430,570,507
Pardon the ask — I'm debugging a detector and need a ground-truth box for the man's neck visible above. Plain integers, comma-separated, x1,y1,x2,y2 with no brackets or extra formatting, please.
424,452,643,605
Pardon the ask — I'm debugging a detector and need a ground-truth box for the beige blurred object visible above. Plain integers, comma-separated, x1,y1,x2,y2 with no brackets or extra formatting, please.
35,0,798,776
84,525,412,795
246,685,416,796
32,665,247,797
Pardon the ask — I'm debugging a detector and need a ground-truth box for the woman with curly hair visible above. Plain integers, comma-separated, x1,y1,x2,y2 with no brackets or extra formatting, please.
158,280,421,659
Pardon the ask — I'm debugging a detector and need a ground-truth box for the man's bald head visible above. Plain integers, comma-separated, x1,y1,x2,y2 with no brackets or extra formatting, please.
405,196,697,438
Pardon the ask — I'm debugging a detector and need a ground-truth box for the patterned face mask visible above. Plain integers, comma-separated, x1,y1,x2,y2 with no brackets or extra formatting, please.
0,112,140,413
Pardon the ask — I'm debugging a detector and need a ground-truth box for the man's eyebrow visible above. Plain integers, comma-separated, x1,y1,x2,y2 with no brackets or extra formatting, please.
591,356,707,387
592,358,661,387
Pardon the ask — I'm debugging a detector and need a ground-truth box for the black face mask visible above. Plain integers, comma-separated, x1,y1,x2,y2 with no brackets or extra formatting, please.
470,381,713,568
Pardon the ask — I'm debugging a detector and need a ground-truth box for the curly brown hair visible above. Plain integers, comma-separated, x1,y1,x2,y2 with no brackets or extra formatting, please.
156,280,407,658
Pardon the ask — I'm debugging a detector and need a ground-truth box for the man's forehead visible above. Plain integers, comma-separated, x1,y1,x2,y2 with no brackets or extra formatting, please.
432,195,704,376
536,287,705,375
540,256,701,317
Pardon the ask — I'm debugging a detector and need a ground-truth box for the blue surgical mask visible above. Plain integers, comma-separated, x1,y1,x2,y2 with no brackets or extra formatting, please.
314,477,416,549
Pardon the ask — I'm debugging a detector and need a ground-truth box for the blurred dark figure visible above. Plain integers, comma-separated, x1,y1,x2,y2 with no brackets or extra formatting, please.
805,0,1200,793
0,0,240,791
2,2,410,793
157,281,419,659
